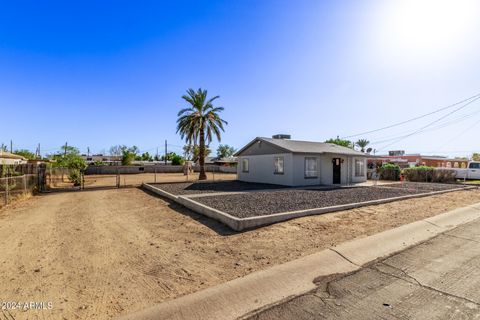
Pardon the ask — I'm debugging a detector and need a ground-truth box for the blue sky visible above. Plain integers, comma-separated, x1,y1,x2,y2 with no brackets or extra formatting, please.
1,0,479,157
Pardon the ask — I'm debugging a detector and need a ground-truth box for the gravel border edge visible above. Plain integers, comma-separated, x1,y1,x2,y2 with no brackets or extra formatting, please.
142,183,477,231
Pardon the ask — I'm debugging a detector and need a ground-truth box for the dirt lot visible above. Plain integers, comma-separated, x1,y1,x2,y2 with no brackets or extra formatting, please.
0,187,479,319
82,172,236,188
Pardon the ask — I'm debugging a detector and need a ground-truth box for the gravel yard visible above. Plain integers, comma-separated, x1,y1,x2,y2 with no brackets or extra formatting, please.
194,184,467,218
378,182,465,192
149,181,286,195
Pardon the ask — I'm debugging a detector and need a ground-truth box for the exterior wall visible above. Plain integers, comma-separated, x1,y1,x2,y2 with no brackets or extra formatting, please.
292,154,321,186
238,140,286,156
238,153,367,186
318,153,345,185
0,158,27,165
350,156,368,183
237,153,294,186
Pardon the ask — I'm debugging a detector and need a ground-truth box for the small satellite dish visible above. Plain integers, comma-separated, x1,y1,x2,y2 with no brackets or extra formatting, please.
366,148,373,154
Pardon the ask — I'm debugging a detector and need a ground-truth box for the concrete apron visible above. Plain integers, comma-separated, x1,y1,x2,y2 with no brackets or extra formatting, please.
116,203,480,320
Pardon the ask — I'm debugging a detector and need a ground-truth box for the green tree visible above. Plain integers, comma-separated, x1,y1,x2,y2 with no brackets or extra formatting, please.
355,139,370,152
51,146,87,186
183,144,195,161
216,144,236,158
176,88,227,180
472,153,480,161
161,152,178,161
193,145,211,162
121,146,139,165
325,138,353,148
183,144,212,162
14,149,36,160
171,154,185,165
141,152,152,161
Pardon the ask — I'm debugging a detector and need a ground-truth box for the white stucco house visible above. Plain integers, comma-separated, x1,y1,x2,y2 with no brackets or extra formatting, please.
235,136,368,186
0,151,27,165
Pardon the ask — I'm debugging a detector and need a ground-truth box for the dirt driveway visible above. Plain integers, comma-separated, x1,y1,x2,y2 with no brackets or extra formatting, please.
0,187,479,319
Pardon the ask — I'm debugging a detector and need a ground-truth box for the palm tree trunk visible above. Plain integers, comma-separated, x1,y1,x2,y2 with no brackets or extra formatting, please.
199,129,207,180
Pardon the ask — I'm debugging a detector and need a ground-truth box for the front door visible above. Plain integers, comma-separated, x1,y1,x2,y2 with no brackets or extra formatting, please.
332,158,341,184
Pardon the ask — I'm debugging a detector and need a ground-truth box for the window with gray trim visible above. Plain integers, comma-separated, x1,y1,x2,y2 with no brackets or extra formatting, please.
305,157,317,178
242,159,249,172
274,157,284,174
355,159,365,176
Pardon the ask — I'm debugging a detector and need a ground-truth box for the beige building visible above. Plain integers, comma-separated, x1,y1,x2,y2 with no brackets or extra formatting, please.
235,136,368,186
0,151,27,165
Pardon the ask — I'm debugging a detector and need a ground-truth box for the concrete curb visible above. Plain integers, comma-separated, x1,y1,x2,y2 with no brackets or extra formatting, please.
143,183,476,231
116,202,480,320
142,183,179,201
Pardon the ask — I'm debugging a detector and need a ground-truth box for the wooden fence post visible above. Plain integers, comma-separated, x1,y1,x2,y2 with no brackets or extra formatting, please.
5,176,9,206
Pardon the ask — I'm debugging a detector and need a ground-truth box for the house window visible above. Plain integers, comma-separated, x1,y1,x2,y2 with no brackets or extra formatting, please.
242,159,249,172
305,157,317,178
355,159,365,176
274,157,284,174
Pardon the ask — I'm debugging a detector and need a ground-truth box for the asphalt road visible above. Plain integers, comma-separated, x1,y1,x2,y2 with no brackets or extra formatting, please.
247,218,480,320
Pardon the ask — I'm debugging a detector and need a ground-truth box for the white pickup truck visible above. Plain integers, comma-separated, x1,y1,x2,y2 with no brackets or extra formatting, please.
449,161,480,180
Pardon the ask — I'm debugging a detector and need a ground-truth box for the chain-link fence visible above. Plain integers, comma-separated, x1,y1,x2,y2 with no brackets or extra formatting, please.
82,165,237,188
0,174,38,208
0,163,238,203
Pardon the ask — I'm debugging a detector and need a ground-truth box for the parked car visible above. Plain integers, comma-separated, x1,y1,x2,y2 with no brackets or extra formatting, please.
450,161,480,180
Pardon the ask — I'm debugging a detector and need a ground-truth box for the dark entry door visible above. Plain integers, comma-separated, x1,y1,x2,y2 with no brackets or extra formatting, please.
332,158,341,184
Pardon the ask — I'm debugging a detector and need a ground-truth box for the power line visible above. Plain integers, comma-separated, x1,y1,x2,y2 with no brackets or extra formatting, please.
341,92,480,139
375,95,480,151
370,107,480,145
433,115,480,152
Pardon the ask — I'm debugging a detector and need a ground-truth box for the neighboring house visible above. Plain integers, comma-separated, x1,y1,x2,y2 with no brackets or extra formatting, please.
81,154,122,165
371,153,469,169
0,151,27,165
213,157,237,167
197,157,237,166
235,136,368,186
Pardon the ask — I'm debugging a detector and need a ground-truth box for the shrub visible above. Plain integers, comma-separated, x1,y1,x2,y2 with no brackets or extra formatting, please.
433,169,457,183
68,169,82,186
171,154,185,166
403,166,433,182
379,163,401,181
402,166,456,183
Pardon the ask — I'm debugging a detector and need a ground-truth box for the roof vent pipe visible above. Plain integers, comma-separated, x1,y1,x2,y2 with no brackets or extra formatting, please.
272,134,291,139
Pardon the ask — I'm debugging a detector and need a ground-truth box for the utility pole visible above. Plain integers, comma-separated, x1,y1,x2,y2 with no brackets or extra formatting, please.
87,147,90,157
165,140,167,165
38,143,41,159
156,147,159,161
64,142,68,156
10,140,12,153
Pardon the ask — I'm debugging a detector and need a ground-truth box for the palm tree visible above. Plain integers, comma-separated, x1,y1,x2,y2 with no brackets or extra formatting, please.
355,139,370,152
176,88,227,180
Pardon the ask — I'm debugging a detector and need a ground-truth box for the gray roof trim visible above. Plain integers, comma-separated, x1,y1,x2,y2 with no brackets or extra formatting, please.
235,137,368,157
